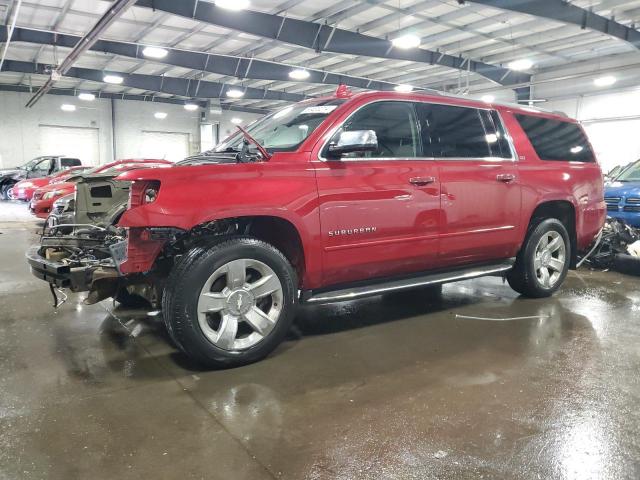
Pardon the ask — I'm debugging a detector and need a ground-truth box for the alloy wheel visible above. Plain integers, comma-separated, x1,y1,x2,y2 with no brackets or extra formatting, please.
197,258,283,351
533,231,566,289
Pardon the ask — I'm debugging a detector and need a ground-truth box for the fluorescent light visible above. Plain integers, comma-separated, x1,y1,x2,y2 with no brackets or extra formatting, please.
485,134,498,144
226,88,244,98
508,59,533,71
289,68,310,80
184,103,199,111
142,46,168,59
594,75,616,87
103,74,123,84
231,117,243,124
394,84,413,93
216,0,249,10
273,106,293,119
78,92,95,101
60,104,76,112
154,112,167,119
481,95,495,103
391,34,421,49
570,146,584,154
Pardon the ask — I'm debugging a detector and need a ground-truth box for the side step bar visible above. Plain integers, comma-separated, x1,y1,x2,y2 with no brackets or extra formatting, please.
302,259,515,305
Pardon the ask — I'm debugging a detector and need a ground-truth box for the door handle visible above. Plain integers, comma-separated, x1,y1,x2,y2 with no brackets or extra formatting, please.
409,176,436,186
496,173,516,183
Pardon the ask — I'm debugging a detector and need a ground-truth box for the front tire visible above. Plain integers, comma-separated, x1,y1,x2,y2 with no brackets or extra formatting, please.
507,218,570,298
162,237,297,368
0,184,12,200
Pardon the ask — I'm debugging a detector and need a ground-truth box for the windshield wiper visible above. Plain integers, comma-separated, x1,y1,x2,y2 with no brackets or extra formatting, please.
236,125,271,161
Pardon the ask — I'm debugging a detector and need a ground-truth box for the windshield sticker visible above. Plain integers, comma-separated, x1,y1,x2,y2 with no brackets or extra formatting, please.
301,105,338,114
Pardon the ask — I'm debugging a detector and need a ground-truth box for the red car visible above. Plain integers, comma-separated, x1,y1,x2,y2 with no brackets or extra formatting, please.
11,166,91,201
29,159,171,218
28,88,605,368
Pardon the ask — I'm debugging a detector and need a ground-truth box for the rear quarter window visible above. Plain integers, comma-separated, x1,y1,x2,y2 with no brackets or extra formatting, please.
61,158,82,167
515,114,595,163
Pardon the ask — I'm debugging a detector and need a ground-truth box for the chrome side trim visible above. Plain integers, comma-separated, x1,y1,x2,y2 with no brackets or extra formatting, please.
302,258,515,304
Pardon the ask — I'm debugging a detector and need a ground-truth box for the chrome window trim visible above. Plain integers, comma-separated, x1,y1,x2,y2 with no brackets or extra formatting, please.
316,99,517,163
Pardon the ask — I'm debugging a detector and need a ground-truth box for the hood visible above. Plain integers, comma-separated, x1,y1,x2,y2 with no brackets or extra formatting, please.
0,168,26,180
36,181,75,194
604,181,640,198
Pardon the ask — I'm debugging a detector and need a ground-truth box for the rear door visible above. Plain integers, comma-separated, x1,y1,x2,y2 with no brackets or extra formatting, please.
314,100,442,286
417,103,521,265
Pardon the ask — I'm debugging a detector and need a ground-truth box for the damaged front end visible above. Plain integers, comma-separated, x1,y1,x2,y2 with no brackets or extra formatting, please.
26,175,174,307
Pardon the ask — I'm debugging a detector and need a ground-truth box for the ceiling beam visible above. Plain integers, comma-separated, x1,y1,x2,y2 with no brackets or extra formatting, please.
133,0,530,87
0,60,307,102
0,26,404,92
0,84,270,113
461,0,640,49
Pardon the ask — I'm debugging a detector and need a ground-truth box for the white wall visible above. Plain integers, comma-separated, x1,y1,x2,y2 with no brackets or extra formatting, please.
0,91,113,168
0,91,266,168
545,88,640,173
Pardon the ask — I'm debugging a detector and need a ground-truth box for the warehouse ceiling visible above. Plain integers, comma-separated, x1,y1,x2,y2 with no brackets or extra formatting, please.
0,0,639,112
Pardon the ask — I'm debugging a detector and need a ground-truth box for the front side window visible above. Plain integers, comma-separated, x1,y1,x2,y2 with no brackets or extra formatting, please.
330,101,421,159
417,103,493,158
215,99,345,154
515,114,595,162
32,158,53,174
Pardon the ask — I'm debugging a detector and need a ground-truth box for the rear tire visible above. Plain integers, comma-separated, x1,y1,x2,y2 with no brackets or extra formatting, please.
507,218,570,298
162,237,297,368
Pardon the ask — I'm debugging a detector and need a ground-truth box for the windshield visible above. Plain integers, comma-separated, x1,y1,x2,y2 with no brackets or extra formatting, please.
214,99,345,154
616,160,640,182
20,157,47,170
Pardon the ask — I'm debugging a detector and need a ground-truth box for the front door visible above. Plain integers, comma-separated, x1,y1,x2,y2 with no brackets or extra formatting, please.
314,101,442,286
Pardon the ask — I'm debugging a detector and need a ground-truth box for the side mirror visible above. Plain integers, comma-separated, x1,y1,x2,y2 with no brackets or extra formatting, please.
327,130,378,158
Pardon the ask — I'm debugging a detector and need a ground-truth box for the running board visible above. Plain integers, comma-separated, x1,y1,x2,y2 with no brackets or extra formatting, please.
302,259,515,305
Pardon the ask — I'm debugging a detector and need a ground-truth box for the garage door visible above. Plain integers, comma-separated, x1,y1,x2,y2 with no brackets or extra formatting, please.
39,125,100,166
140,131,190,162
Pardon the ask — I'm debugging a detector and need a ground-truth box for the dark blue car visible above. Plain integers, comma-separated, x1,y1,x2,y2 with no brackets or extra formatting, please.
605,160,640,227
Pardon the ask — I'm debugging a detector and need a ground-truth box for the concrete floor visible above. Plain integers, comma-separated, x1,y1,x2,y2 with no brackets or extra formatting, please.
1,201,639,480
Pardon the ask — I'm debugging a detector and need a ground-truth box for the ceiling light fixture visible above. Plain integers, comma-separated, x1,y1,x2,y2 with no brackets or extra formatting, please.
60,104,76,112
481,95,495,103
226,88,245,98
78,92,95,101
231,117,243,124
594,75,617,87
289,68,310,80
216,0,250,11
508,59,534,71
570,146,584,154
142,46,169,59
391,34,421,49
184,103,199,111
394,84,413,93
103,74,124,84
154,112,167,119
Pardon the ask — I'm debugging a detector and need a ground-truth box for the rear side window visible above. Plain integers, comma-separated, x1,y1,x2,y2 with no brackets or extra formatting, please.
515,114,594,162
61,158,81,167
416,104,495,158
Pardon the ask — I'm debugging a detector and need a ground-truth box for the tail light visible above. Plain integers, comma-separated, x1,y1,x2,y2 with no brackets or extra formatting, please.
128,180,161,209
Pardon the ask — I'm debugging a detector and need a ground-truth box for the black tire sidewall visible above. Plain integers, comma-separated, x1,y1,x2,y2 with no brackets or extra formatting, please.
168,238,297,367
521,219,571,296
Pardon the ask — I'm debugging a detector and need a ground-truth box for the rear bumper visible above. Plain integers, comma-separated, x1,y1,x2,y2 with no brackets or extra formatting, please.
26,246,95,291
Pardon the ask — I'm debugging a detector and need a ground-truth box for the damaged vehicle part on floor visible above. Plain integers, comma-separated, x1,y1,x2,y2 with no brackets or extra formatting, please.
578,218,640,275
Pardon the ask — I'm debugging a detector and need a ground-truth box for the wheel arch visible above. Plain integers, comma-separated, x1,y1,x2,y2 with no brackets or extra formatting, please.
187,215,308,286
527,200,578,268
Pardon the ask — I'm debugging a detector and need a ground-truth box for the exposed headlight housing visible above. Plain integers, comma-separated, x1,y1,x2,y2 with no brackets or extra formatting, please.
128,180,161,208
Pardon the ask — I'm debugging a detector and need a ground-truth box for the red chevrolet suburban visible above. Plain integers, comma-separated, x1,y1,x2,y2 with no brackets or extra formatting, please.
28,89,606,368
